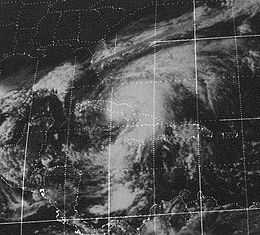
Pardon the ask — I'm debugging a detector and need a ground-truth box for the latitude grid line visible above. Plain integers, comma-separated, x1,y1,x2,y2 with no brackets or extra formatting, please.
2,32,260,62
2,206,260,226
153,33,260,44
8,32,259,55
1,115,259,142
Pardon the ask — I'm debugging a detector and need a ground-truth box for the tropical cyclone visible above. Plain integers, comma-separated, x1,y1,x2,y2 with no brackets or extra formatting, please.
78,0,260,215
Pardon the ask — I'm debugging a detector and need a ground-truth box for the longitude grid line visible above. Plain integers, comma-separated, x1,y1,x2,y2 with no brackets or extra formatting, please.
152,0,158,233
63,55,77,235
20,58,40,235
192,0,204,235
108,87,113,234
231,2,250,234
106,25,119,235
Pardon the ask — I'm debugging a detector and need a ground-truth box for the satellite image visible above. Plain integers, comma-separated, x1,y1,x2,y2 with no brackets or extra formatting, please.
0,0,260,234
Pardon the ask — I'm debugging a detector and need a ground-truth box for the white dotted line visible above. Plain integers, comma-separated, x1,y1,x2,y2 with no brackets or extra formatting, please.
0,22,15,28
12,1,23,54
77,11,81,41
23,1,50,6
52,11,63,44
32,1,187,48
0,0,20,5
231,1,250,233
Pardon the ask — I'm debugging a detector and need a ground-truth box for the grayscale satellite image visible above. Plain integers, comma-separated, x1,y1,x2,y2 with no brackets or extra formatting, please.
0,0,260,234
